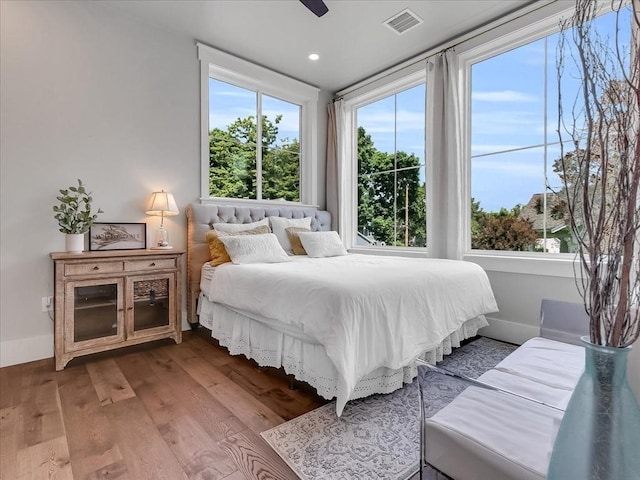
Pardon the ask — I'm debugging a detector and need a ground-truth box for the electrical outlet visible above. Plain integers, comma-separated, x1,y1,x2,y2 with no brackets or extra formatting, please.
41,296,53,312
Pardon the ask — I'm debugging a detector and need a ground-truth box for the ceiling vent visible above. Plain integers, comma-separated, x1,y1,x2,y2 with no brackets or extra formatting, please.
384,9,424,35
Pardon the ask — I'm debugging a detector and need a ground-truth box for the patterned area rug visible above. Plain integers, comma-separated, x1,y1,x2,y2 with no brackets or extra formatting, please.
261,337,517,480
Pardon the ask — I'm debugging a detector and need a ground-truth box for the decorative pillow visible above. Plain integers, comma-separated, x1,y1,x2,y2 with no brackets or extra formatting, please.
212,217,269,233
269,216,313,254
285,227,311,255
205,225,271,266
219,233,291,264
297,231,348,258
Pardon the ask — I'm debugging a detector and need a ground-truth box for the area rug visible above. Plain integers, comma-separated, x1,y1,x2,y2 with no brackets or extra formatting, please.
260,337,517,480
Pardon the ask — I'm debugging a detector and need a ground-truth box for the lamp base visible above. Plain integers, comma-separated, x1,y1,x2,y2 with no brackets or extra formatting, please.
150,245,174,250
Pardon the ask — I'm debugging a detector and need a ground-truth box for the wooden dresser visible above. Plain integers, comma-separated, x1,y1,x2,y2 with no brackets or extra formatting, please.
50,249,184,370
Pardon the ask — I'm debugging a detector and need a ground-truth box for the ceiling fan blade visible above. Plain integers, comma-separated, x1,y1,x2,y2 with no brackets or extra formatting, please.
299,0,328,17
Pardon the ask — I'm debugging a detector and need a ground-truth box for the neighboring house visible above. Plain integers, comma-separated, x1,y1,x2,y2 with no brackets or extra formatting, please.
519,193,570,253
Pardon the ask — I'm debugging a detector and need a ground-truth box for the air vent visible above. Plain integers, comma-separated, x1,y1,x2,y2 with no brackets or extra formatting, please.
384,9,424,35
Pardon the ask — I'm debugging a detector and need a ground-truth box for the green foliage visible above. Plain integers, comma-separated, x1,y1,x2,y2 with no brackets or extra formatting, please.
470,197,484,238
357,127,426,246
209,114,299,201
471,198,538,251
52,179,103,234
472,214,538,251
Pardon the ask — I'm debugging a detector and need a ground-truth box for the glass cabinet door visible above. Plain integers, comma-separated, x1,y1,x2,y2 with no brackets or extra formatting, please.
65,278,125,351
127,274,175,338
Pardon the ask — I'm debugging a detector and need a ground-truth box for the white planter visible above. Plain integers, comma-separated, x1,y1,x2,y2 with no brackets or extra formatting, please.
65,233,84,253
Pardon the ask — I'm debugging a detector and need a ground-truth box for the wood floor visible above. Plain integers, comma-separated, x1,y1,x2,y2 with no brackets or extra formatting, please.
0,330,330,480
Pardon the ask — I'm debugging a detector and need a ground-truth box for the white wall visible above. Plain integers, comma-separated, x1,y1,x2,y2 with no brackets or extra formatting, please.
0,0,329,367
479,270,583,344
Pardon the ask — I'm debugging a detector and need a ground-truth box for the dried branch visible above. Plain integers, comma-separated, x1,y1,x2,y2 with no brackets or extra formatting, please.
557,0,640,347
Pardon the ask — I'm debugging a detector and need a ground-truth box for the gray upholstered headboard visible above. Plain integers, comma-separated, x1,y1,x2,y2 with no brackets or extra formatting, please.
185,203,332,326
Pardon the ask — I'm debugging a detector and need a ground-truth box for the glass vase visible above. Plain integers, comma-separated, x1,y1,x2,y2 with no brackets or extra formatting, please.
547,336,640,480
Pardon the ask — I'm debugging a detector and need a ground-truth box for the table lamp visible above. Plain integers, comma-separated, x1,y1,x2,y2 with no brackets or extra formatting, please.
145,190,179,249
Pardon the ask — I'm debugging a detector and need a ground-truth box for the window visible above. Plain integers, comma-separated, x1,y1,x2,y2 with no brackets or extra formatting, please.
469,32,570,253
355,81,426,248
466,8,626,254
198,44,319,205
208,79,301,201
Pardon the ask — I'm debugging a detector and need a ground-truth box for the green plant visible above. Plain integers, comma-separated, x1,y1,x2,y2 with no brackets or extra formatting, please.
53,179,103,234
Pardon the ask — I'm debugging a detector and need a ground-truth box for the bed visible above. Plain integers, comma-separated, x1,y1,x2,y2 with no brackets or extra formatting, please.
186,203,498,414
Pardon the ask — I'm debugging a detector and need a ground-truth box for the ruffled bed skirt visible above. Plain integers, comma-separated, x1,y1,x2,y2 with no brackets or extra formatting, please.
198,294,488,402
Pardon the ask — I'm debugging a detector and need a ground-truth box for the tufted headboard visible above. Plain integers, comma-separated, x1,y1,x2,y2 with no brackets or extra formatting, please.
185,203,332,326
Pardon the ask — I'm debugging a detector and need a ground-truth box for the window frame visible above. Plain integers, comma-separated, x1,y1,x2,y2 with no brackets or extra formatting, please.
334,1,606,278
455,2,621,277
197,43,320,206
343,64,427,251
457,7,579,263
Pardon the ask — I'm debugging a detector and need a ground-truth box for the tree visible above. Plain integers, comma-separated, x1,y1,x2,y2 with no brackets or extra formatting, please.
357,127,426,246
262,137,300,202
209,115,299,201
470,197,485,238
471,199,538,251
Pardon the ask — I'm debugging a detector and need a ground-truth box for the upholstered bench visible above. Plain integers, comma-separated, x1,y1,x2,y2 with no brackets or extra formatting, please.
419,337,584,480
417,300,591,479
417,299,591,479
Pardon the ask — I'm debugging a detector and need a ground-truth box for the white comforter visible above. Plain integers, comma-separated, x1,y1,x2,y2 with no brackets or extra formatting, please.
206,254,498,414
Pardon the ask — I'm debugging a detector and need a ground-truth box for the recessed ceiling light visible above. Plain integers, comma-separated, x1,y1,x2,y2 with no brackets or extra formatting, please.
308,53,320,61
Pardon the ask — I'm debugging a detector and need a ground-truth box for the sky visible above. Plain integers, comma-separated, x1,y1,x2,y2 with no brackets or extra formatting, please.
209,78,300,148
209,8,629,214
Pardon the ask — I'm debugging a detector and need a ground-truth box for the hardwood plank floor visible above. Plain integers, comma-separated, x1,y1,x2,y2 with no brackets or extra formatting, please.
0,330,328,480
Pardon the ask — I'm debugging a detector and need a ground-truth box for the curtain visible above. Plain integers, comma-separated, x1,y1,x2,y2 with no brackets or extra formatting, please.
326,99,351,239
326,102,339,230
427,49,466,260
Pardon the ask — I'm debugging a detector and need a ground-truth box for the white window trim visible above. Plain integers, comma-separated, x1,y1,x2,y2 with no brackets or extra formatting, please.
342,64,427,249
464,251,582,278
456,4,584,268
198,197,320,209
197,43,320,206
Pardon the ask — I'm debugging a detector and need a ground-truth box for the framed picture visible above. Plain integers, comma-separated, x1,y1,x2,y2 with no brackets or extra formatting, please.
89,222,147,251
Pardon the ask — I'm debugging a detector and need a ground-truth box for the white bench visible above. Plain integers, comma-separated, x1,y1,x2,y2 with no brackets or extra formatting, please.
419,300,588,480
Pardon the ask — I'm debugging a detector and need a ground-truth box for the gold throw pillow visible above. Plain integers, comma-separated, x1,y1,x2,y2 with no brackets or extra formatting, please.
285,226,311,255
205,225,271,266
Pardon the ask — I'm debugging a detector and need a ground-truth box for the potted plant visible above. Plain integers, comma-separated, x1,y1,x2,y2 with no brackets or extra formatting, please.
547,1,640,478
53,179,103,253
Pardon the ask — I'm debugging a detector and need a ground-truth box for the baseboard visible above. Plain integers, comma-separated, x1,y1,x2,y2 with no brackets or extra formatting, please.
479,316,540,345
0,318,538,368
0,334,54,367
1,311,191,368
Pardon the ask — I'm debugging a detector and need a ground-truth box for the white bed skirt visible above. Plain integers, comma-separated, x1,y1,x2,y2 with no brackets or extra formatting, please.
198,294,489,402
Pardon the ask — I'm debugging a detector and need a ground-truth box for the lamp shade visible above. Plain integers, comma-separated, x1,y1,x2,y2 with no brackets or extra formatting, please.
145,190,179,216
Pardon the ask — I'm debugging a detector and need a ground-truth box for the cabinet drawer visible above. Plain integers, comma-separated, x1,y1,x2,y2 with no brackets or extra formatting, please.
124,258,176,272
65,262,124,276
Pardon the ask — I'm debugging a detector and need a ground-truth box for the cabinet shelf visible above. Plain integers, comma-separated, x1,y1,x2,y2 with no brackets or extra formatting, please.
51,249,184,370
74,299,118,310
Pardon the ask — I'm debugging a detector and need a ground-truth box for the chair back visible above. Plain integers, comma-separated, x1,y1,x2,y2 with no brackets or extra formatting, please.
540,299,589,345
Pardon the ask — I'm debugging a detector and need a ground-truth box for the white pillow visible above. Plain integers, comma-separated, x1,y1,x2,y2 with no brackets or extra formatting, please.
297,231,348,258
269,216,313,254
218,233,291,264
213,217,269,233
